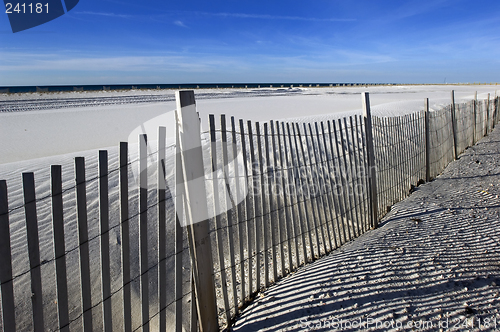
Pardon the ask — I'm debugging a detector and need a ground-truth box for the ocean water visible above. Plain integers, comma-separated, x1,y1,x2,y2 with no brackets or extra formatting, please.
0,82,393,94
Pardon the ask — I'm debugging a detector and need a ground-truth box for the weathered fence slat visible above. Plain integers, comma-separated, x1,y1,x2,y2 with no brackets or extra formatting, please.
353,116,366,234
231,116,246,306
98,150,112,331
239,119,252,300
139,134,150,332
265,122,278,282
400,116,408,197
451,90,458,159
261,123,271,286
389,118,397,206
209,114,231,325
23,173,44,332
248,121,261,292
409,113,416,189
417,111,425,182
486,93,490,135
283,122,302,268
157,126,167,332
75,157,93,332
393,117,403,201
375,116,386,216
288,123,308,264
302,123,322,257
340,118,358,239
292,123,314,262
306,123,327,255
190,276,197,332
271,121,286,277
346,117,362,237
314,122,333,252
338,119,356,240
276,121,292,272
257,123,270,288
402,115,410,192
362,92,378,228
321,122,341,249
174,116,184,332
473,92,477,144
119,142,132,332
0,180,15,332
420,111,426,180
330,120,349,244
51,166,70,332
386,117,396,207
425,100,431,182
300,123,321,258
358,115,371,231
221,115,238,315
403,115,411,193
176,90,218,332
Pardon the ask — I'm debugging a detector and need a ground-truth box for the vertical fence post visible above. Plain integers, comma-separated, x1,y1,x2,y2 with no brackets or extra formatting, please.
220,115,238,315
494,96,497,127
174,114,185,332
247,121,259,294
450,90,458,159
119,142,132,332
265,122,278,283
248,121,261,292
289,123,309,264
495,97,499,126
176,90,218,332
98,150,112,331
293,123,315,261
330,121,349,243
362,92,378,229
338,119,355,240
0,180,15,332
424,99,431,182
257,123,268,288
276,121,293,272
473,92,477,145
209,114,230,325
321,122,341,249
157,126,167,332
139,134,150,332
271,121,286,277
231,116,246,306
22,173,44,331
238,119,252,299
75,157,93,332
304,123,327,255
486,93,490,135
283,122,302,268
51,166,70,332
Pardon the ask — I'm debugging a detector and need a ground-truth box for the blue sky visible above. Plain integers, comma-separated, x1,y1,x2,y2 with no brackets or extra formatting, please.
1,0,500,85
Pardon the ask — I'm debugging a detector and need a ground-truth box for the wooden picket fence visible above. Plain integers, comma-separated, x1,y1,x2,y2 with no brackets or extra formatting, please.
0,90,498,332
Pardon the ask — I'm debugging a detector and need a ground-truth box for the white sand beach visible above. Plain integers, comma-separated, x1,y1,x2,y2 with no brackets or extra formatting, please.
0,84,498,331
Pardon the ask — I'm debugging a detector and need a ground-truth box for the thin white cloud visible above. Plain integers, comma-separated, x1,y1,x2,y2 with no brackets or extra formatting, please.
75,11,132,19
197,11,356,22
0,52,239,73
174,20,188,28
